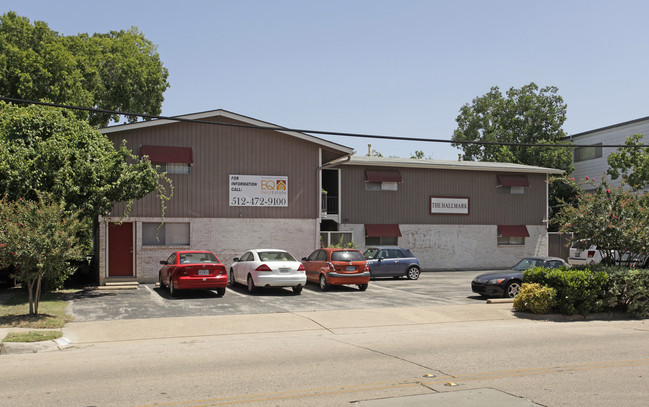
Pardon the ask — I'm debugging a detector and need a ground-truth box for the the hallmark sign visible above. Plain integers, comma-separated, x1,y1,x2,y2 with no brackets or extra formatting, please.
430,196,470,215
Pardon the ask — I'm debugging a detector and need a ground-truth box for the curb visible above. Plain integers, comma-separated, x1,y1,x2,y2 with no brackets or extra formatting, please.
0,337,70,355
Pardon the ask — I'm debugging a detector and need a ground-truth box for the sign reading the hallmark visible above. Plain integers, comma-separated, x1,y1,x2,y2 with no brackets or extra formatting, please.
430,196,470,215
230,175,288,207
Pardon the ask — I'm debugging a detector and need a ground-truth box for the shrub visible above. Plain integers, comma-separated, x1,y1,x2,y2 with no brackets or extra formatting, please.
523,267,609,316
514,283,557,314
605,268,649,319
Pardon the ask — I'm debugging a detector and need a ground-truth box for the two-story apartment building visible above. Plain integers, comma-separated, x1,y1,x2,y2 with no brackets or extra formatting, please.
97,109,562,284
570,116,649,190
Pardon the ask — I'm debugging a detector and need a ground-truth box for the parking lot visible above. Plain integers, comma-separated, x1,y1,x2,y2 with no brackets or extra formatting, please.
69,270,492,321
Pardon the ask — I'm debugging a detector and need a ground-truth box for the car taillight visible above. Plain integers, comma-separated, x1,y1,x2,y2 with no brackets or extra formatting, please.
217,265,227,275
364,263,369,272
256,264,272,272
298,263,305,271
587,250,596,258
326,262,335,272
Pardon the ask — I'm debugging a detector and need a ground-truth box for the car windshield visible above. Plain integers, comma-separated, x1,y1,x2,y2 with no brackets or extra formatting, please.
512,258,546,271
571,240,591,250
258,251,296,262
331,250,365,262
363,248,380,260
179,253,219,264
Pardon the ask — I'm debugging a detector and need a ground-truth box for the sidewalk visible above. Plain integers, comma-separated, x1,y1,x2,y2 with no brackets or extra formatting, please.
2,303,517,353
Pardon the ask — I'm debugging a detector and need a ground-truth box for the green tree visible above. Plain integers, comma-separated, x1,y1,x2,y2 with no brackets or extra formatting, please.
0,195,84,314
0,102,173,249
0,11,169,127
452,83,573,172
554,177,649,265
607,134,649,191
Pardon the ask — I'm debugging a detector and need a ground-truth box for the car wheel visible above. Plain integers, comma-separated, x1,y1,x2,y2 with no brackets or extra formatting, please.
292,285,303,295
406,266,421,280
169,279,177,297
159,273,166,288
247,274,257,293
358,283,368,291
229,270,236,287
216,287,226,296
505,281,522,298
319,274,328,291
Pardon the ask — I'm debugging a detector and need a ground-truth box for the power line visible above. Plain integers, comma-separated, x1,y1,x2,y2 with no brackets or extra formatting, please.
1,96,647,149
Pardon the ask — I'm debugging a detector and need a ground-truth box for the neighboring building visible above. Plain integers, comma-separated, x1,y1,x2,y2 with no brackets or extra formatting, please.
570,116,649,190
97,109,562,284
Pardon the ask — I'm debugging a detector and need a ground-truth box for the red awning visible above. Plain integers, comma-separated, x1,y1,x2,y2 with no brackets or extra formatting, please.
365,224,402,237
141,145,193,164
366,170,402,183
497,175,530,188
497,225,530,237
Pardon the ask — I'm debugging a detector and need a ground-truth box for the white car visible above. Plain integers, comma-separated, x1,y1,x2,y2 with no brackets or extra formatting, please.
568,240,601,266
230,249,307,294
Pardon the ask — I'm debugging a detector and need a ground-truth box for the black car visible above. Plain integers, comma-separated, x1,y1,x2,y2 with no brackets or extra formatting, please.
471,257,568,298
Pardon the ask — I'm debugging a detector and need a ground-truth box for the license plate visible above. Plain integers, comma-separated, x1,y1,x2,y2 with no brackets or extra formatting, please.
198,270,210,276
279,268,290,273
346,266,355,271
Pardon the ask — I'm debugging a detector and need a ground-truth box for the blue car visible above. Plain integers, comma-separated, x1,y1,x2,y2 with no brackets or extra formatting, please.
363,246,421,280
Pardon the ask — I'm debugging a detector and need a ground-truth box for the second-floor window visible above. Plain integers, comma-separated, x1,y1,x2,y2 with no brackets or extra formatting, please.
574,143,603,162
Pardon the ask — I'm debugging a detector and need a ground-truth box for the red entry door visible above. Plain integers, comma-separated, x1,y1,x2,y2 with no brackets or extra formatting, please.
108,222,134,277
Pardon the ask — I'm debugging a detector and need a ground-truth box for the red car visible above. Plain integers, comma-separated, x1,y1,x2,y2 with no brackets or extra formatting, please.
159,250,228,297
301,248,370,291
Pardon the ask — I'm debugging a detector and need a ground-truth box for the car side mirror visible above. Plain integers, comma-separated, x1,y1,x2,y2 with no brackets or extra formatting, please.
233,257,239,262
301,257,307,261
378,257,383,262
160,260,167,265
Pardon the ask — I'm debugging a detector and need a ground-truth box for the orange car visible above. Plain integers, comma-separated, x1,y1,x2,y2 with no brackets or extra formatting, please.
301,248,370,291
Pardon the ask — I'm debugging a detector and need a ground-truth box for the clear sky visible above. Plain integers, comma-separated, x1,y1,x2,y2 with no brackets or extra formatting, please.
5,1,649,160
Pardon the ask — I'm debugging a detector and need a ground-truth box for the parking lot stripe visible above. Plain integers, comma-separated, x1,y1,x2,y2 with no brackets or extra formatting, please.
370,283,452,302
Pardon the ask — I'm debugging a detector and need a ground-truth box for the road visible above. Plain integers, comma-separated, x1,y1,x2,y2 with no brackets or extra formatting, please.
1,271,649,406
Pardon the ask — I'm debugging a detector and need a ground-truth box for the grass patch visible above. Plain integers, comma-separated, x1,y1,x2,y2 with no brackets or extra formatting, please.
3,330,62,342
0,289,76,329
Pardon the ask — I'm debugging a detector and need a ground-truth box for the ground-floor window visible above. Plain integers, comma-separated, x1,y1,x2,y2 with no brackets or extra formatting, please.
365,236,398,246
497,225,529,246
497,235,525,245
142,222,190,246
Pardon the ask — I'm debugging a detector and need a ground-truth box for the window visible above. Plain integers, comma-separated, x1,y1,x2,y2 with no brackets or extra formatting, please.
574,143,603,162
497,175,529,195
497,225,529,246
142,223,190,246
364,224,401,246
365,236,399,246
365,170,401,191
141,145,193,175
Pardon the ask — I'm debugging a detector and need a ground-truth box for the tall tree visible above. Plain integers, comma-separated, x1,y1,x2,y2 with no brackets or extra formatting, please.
0,11,169,127
0,102,173,249
607,133,649,191
452,83,573,172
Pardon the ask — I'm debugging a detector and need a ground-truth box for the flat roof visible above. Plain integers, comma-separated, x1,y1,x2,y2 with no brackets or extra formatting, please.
344,155,564,174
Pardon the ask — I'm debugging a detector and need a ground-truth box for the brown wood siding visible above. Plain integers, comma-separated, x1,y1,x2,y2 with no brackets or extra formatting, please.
340,166,547,225
109,117,319,219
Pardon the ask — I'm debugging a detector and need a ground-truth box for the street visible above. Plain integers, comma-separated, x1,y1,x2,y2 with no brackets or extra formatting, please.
1,271,649,406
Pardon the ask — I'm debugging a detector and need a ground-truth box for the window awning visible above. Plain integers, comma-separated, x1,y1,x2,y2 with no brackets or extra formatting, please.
365,224,402,237
497,175,530,188
366,170,402,183
141,145,193,164
497,225,530,237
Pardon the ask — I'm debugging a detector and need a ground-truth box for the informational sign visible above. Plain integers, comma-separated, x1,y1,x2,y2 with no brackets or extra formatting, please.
230,175,288,207
430,196,470,215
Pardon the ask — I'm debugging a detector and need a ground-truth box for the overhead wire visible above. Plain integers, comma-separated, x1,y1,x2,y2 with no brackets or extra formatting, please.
1,96,647,149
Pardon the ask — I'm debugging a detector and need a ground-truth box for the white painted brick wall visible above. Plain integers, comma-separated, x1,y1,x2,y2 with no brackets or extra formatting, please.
346,224,548,270
100,217,318,284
